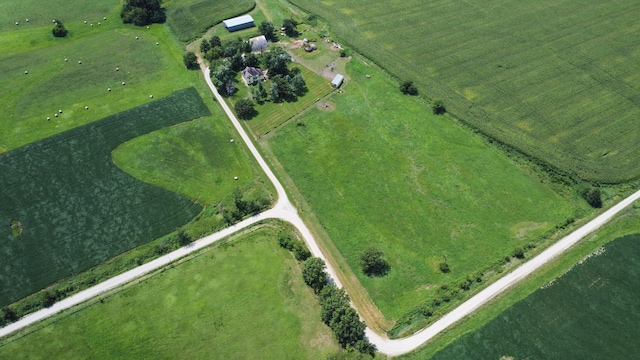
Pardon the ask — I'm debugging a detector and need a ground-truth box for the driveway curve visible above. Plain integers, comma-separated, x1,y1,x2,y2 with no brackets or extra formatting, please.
1,60,639,358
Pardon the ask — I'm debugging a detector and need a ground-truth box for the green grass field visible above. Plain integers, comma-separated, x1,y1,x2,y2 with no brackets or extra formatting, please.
266,57,575,322
230,65,333,137
0,6,199,153
0,0,117,32
427,233,640,359
0,89,207,307
0,225,340,359
165,0,255,42
113,116,256,206
289,0,640,183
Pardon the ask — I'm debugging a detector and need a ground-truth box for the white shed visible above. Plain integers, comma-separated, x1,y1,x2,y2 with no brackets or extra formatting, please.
331,74,344,88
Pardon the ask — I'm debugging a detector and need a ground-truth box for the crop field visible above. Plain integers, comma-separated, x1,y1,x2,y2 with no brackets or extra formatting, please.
0,4,199,153
428,233,640,359
267,57,574,321
0,89,208,307
165,0,254,42
0,226,340,359
231,65,333,137
289,0,640,183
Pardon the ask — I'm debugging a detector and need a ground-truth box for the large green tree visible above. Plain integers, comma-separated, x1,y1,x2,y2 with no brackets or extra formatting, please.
359,247,390,276
259,21,277,42
121,0,166,26
234,99,255,120
302,257,327,294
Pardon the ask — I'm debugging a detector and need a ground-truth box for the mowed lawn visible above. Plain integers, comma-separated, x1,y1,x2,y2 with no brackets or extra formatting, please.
0,4,199,153
0,226,339,359
0,89,207,307
289,0,640,182
426,233,640,360
165,0,255,42
268,58,574,320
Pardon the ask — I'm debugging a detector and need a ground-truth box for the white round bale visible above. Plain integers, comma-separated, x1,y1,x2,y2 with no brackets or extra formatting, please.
78,60,82,64
104,17,107,20
24,70,28,74
85,106,89,110
54,113,58,117
84,21,87,24
98,22,101,26
230,139,234,143
15,22,19,25
47,117,50,121
90,24,93,27
64,58,68,62
149,95,153,98
234,176,238,180
115,67,119,71
58,109,62,113
135,36,139,40
26,19,29,22
156,42,159,45
108,87,111,91
122,81,125,85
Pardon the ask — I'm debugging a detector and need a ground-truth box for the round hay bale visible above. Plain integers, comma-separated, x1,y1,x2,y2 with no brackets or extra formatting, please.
146,26,150,29
85,106,89,110
52,20,56,23
26,19,29,22
54,113,58,117
84,21,87,24
58,109,62,113
90,23,93,27
104,17,107,20
64,58,68,62
234,176,238,180
156,42,159,45
230,139,234,143
115,67,119,71
108,87,111,91
15,22,19,25
98,22,101,26
122,81,125,85
149,95,153,98
24,70,28,74
78,60,82,64
135,36,139,40
365,74,371,78
47,117,50,121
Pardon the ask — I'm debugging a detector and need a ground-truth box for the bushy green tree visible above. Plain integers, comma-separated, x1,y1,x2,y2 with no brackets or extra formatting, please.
234,98,255,119
282,18,299,37
121,0,166,26
514,247,525,259
433,99,446,114
52,20,67,37
259,21,277,41
359,247,390,276
264,48,291,76
582,187,602,208
400,80,418,95
302,257,327,293
183,51,198,70
292,241,311,261
177,230,192,246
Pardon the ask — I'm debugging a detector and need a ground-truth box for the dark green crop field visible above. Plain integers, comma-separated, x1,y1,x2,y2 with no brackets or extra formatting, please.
289,0,640,182
428,234,640,360
166,0,254,42
0,89,207,306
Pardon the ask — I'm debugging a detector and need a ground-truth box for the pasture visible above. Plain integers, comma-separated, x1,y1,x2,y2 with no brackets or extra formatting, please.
0,7,198,153
266,57,574,322
0,225,340,359
428,233,640,359
289,0,640,183
0,89,207,307
165,0,254,42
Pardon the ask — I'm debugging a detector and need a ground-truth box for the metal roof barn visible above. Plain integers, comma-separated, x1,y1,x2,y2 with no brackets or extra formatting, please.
331,74,344,88
222,15,255,32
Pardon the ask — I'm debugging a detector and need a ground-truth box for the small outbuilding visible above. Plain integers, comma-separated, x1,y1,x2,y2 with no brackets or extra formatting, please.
331,74,344,88
223,15,255,32
241,66,265,85
249,35,268,52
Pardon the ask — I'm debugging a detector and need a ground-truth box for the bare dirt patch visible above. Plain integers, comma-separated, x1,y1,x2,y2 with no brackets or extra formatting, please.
317,101,335,112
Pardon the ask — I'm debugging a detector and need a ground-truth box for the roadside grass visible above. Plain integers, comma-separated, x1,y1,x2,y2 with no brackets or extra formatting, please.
0,224,340,359
288,0,640,183
0,15,197,152
266,57,576,323
0,89,207,307
165,0,254,43
401,202,640,359
230,65,333,137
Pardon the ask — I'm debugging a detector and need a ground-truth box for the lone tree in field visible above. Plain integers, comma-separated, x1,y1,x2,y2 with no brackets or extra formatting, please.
177,230,192,246
400,80,418,95
183,51,198,70
360,247,390,276
432,99,446,115
439,257,450,273
582,187,602,208
513,247,525,259
234,98,255,120
52,20,68,37
282,18,299,37
121,0,166,26
302,257,328,293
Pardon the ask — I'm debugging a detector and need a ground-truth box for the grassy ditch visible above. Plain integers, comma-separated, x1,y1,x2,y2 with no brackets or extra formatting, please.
0,224,340,359
288,0,640,183
267,56,578,328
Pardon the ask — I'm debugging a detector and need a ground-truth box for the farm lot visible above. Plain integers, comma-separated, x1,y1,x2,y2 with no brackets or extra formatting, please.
427,233,640,359
0,89,207,307
266,57,575,323
289,0,640,183
0,225,340,359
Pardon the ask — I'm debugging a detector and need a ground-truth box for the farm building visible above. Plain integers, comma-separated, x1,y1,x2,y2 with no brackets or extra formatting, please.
331,74,344,88
222,15,255,32
241,66,265,85
250,35,268,52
